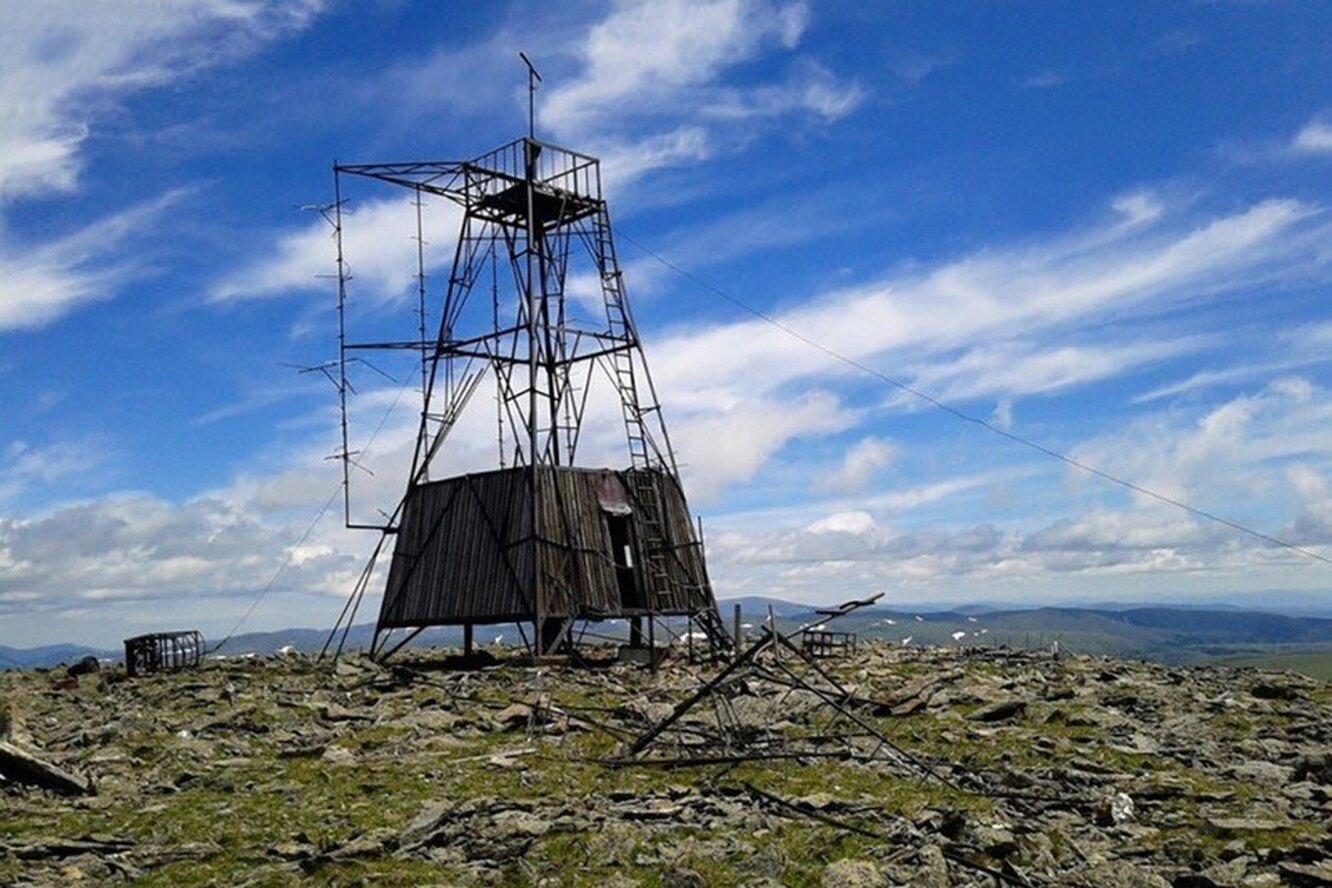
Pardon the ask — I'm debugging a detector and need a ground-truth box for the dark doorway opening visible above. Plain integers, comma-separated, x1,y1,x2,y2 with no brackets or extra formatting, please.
606,513,644,609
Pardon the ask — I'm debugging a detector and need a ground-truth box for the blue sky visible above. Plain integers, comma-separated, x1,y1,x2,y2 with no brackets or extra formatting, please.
4,1,1332,648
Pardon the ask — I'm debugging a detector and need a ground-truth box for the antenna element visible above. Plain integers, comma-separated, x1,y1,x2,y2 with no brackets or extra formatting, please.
518,51,542,141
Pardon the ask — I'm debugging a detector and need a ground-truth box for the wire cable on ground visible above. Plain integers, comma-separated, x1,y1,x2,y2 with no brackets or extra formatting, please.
616,229,1332,567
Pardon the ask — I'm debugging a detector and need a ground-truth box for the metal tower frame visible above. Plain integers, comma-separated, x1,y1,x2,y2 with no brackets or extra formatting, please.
322,128,727,660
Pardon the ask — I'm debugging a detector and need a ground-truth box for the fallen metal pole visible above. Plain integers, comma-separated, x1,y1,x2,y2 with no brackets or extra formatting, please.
626,627,774,757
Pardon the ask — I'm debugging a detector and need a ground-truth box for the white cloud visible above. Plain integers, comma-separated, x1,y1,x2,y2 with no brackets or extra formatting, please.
891,51,957,87
649,197,1324,416
374,25,529,124
541,0,808,136
1132,322,1332,404
211,195,461,303
0,0,323,203
694,377,1332,606
599,126,713,190
1070,376,1331,504
0,190,185,330
706,469,1012,533
818,437,896,494
1021,508,1217,556
0,1,324,328
1292,117,1332,154
1111,190,1165,226
1020,70,1067,89
0,493,364,621
0,382,419,643
698,58,864,121
0,439,107,504
805,510,876,535
1288,320,1332,351
904,338,1207,404
536,0,858,186
672,391,851,500
1133,362,1283,404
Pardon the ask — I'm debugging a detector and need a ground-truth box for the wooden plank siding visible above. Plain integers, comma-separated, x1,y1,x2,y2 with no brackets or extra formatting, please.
377,466,713,629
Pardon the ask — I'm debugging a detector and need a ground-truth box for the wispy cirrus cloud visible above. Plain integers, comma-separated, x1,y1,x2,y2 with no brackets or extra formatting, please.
1292,115,1332,155
210,196,460,303
0,438,110,505
1132,321,1332,404
615,191,1331,515
0,189,186,330
0,0,325,329
651,195,1324,442
1,0,324,203
540,0,808,135
1019,70,1068,90
539,0,861,183
816,437,897,495
902,337,1210,405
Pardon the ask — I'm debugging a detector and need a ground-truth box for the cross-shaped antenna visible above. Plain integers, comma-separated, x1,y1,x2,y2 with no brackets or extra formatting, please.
518,51,542,141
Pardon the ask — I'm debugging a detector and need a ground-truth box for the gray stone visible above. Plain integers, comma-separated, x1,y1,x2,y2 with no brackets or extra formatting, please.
1226,761,1293,787
821,858,885,887
1079,860,1171,887
1204,817,1292,836
319,744,356,766
1277,862,1332,887
0,739,92,795
969,699,1027,722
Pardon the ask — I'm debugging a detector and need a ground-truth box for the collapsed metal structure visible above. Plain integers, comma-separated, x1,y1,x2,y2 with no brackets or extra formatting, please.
325,115,727,660
617,595,892,764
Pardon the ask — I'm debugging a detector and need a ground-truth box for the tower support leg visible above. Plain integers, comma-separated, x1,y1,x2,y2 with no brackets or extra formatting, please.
538,617,567,655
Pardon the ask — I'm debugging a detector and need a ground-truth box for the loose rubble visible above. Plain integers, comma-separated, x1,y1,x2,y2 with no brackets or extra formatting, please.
0,642,1329,885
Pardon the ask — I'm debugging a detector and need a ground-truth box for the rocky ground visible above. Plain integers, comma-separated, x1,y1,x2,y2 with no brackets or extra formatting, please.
1,640,1330,887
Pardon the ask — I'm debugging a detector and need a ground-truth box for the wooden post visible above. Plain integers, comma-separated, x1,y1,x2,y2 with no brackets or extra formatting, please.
463,623,473,656
648,616,656,670
733,603,743,648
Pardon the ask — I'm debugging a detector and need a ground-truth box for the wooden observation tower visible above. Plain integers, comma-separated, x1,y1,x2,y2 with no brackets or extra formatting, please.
325,62,727,660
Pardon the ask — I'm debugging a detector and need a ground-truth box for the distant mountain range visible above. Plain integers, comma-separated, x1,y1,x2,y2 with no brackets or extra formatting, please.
4,598,1331,671
812,603,1332,663
0,643,120,672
